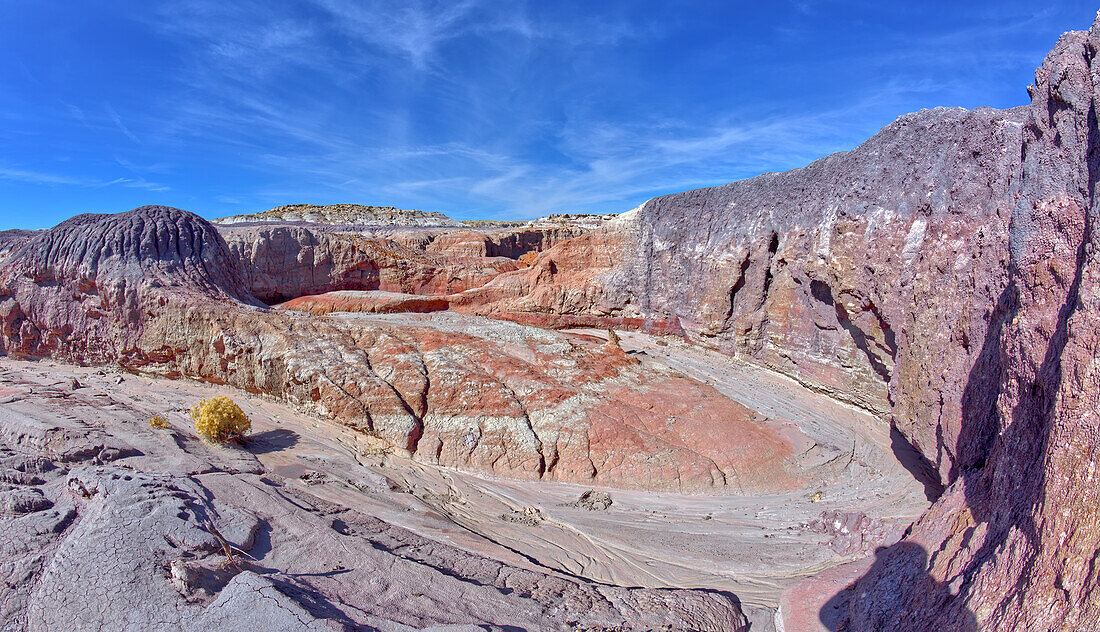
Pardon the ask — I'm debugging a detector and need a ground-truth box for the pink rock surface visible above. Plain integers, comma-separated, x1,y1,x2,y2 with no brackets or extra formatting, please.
278,290,449,315
0,206,810,494
4,13,1100,630
452,16,1100,628
0,361,750,631
455,107,1022,491
220,223,581,304
783,16,1100,632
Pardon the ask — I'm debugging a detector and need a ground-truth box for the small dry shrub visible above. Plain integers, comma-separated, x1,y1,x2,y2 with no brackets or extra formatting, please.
605,328,621,349
148,414,170,429
359,431,394,457
190,396,251,443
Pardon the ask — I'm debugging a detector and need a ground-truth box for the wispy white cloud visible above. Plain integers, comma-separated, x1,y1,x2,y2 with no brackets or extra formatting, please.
235,73,931,218
115,156,172,174
98,177,170,192
20,0,1065,221
877,11,1059,75
106,103,141,145
0,166,168,191
66,103,85,122
311,0,659,71
309,0,481,71
125,1,979,218
0,167,88,186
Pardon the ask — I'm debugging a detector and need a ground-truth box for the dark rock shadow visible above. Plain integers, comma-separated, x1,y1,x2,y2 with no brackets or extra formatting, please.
818,130,1085,627
247,428,300,454
816,284,1023,630
268,574,382,632
889,425,945,502
248,519,274,561
291,568,354,578
810,279,894,383
820,543,977,631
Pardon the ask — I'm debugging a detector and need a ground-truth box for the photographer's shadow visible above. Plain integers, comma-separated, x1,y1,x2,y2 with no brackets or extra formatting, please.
820,542,977,631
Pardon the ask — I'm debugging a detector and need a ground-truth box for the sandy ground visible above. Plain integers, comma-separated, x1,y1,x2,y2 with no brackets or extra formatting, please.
0,319,929,629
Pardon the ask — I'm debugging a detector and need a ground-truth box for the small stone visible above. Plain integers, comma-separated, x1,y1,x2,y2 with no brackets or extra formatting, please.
572,490,613,511
169,559,200,592
501,506,545,526
300,471,327,486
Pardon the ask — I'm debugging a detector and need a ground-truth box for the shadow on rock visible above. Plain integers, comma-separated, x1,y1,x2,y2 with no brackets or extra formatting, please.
247,428,300,454
888,425,944,502
819,543,977,631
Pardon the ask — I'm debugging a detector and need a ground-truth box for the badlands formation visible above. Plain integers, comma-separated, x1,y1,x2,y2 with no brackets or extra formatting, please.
2,16,1100,632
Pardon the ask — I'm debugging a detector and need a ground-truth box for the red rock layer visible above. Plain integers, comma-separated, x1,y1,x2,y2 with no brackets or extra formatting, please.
437,19,1100,626
220,224,583,304
450,221,636,321
139,302,803,492
456,107,1022,491
0,206,804,493
277,290,449,315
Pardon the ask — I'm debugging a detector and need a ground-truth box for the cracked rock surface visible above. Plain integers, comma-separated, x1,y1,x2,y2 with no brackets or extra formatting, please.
0,360,751,631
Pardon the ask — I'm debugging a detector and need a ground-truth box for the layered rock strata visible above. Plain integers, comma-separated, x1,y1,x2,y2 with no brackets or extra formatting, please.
444,16,1100,631
0,367,748,631
3,14,1100,630
454,106,1023,493
220,224,584,303
0,206,808,493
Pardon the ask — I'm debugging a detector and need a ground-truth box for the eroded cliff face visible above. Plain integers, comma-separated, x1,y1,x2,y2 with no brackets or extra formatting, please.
220,224,583,303
459,106,1024,488
828,20,1100,631
0,206,813,493
449,20,1100,627
0,206,256,363
3,15,1100,629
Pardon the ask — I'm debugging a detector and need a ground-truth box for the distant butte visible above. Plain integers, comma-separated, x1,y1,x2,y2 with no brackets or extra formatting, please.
216,202,467,227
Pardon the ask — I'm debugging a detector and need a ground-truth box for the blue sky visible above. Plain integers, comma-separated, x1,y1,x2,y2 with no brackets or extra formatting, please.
0,1,1094,228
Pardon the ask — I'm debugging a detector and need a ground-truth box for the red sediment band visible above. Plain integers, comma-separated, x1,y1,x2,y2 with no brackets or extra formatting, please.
491,312,686,337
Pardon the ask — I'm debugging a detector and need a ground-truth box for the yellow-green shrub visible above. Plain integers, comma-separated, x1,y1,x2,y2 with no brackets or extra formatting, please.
190,397,251,443
149,414,170,429
359,431,394,457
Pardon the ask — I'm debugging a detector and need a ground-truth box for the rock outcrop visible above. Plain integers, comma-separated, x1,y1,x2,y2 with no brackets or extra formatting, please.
0,206,813,493
4,14,1100,630
220,224,584,303
0,205,256,362
279,290,450,315
0,373,749,631
421,226,586,259
0,229,35,259
446,18,1100,629
216,203,464,227
527,212,620,230
823,18,1100,631
457,105,1024,488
